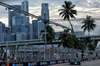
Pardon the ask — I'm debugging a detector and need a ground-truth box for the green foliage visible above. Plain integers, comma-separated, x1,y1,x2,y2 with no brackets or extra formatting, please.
73,35,82,49
82,36,95,50
58,29,73,48
40,25,56,43
59,1,77,33
58,1,77,21
81,15,97,36
58,29,82,49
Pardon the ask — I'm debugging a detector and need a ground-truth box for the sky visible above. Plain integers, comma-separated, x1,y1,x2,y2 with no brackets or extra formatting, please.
0,0,100,36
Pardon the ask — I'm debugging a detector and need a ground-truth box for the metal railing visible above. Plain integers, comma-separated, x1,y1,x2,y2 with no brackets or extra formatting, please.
0,46,99,63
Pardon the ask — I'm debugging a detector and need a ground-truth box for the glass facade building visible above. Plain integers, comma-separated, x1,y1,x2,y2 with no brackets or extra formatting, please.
16,33,28,41
21,0,29,16
12,16,24,33
32,20,39,39
8,5,21,33
0,22,6,42
41,3,49,20
21,23,29,33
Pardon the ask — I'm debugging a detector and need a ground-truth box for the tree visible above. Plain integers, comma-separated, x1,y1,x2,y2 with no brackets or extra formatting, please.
72,35,82,49
58,29,82,49
82,36,95,50
81,15,97,36
58,1,77,33
40,25,56,43
80,36,95,59
58,29,73,48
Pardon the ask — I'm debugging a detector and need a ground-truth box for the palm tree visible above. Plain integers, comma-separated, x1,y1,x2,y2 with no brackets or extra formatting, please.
81,15,97,36
58,1,77,33
40,25,56,43
58,29,73,48
83,36,95,50
58,29,81,49
72,35,82,49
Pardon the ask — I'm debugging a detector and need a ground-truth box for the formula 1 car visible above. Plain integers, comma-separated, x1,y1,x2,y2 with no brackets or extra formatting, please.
70,60,81,65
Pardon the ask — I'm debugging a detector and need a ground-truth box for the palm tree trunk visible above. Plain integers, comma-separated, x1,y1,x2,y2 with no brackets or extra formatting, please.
88,31,90,36
68,20,75,59
69,20,74,34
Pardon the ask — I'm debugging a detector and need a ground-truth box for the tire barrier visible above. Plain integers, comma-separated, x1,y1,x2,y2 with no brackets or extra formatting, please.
56,60,60,64
69,59,72,62
63,60,67,63
87,58,89,60
8,62,31,66
47,61,52,65
4,57,100,66
37,61,43,66
76,59,78,61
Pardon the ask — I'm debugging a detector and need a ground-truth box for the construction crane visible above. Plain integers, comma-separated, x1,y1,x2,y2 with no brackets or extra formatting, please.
0,1,71,30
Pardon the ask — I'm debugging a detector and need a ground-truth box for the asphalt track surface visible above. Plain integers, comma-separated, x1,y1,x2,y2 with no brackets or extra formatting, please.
50,59,100,66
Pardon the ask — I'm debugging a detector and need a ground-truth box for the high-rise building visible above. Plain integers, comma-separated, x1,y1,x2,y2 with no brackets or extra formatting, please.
5,34,12,41
11,34,16,41
38,3,50,39
21,23,29,33
29,24,32,40
0,22,5,33
8,5,21,33
12,16,24,33
32,20,39,39
0,22,6,42
41,3,49,20
0,34,5,42
21,0,29,16
21,0,29,29
38,21,45,39
16,33,28,41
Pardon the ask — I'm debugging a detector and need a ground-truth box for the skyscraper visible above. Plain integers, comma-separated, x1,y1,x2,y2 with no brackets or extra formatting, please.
32,20,39,39
41,3,49,20
38,21,45,39
16,33,28,41
38,3,50,39
21,0,29,28
12,16,24,33
21,23,29,33
21,0,29,16
0,22,5,33
8,5,21,33
0,22,6,42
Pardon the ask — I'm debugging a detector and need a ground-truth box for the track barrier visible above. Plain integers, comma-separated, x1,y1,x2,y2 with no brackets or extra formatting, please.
4,57,100,66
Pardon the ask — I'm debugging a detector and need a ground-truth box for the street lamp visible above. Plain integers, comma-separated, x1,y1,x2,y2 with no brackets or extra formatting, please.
44,11,47,60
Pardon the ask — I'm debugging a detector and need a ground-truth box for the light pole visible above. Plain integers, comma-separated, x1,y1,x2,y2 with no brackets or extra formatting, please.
44,22,47,60
44,12,47,60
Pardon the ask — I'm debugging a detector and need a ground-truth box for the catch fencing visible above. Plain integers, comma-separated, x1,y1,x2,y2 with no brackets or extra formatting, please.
0,46,99,62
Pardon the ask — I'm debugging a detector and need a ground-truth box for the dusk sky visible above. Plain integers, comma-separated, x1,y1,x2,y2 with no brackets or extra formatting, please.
0,0,100,35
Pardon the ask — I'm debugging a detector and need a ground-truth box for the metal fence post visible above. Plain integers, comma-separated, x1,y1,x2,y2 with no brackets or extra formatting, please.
24,44,27,62
49,47,50,60
61,47,62,60
16,43,18,62
64,48,66,60
31,46,33,62
6,42,8,62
